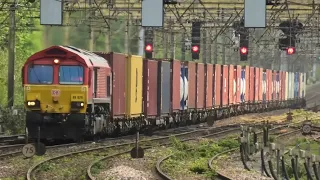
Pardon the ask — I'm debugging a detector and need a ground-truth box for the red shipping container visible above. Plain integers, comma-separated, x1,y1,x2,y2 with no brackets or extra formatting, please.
254,68,259,102
266,69,273,101
187,62,196,109
236,65,242,104
259,68,263,101
171,60,181,112
196,63,205,109
228,65,234,104
143,59,158,116
205,64,213,108
222,65,229,106
245,66,250,102
95,52,126,117
249,67,255,102
214,65,221,107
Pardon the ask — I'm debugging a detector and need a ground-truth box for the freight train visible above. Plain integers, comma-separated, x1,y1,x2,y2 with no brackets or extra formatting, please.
22,45,306,142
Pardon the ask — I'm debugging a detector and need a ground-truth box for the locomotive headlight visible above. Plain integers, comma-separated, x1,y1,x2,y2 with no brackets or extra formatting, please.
71,102,85,109
26,100,40,108
27,101,36,106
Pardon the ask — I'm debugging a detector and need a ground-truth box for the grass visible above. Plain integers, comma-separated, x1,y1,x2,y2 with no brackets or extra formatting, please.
160,136,240,179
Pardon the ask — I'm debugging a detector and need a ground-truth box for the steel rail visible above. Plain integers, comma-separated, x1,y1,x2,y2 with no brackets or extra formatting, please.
26,124,241,180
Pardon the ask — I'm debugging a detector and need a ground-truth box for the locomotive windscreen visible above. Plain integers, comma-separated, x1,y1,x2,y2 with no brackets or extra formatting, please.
59,65,84,85
28,65,53,84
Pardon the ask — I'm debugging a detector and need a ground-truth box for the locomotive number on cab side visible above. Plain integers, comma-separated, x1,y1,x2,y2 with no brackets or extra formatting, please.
72,96,83,100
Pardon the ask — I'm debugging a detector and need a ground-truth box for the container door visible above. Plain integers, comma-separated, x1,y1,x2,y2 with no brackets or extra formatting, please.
214,65,222,107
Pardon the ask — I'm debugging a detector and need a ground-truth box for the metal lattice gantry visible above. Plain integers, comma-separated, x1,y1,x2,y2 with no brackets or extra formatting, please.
1,0,320,68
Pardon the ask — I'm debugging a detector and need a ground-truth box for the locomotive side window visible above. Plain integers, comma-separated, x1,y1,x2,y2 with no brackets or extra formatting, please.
28,65,53,84
59,65,84,85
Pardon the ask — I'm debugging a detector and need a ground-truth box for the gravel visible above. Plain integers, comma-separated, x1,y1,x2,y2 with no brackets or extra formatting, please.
100,165,152,180
96,148,166,180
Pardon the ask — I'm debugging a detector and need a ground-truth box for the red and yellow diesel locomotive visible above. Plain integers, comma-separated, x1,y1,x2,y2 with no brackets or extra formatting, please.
23,46,112,141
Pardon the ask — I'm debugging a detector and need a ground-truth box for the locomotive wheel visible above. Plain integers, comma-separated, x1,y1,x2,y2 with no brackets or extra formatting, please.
302,124,312,135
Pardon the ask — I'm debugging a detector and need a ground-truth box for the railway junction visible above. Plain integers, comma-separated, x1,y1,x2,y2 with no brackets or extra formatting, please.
0,0,320,179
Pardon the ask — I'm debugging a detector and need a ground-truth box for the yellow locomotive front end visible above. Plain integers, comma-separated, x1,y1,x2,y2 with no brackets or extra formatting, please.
24,85,88,114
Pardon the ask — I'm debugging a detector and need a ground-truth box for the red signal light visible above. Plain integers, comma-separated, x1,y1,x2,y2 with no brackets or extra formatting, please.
192,45,199,52
240,47,248,54
145,44,153,52
287,47,295,55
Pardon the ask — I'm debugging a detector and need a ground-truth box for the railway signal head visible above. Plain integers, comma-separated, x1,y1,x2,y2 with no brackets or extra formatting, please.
145,44,153,59
286,47,295,55
191,45,200,60
240,46,248,61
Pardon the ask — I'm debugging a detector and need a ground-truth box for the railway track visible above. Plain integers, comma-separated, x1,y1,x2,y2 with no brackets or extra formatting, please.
154,121,301,180
25,124,245,180
0,134,25,145
210,127,302,180
0,125,223,159
86,126,242,180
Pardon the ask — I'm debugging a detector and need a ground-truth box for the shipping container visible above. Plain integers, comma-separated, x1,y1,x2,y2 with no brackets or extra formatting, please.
125,55,143,117
285,72,288,100
288,72,294,99
294,72,300,98
236,65,242,104
171,60,181,112
245,66,250,102
254,68,259,102
228,65,234,104
258,68,263,102
157,61,171,115
95,52,126,117
249,67,255,102
222,65,229,106
282,71,286,100
187,62,196,109
262,70,267,102
196,63,205,109
143,59,158,117
240,67,246,103
300,73,306,98
266,69,272,101
214,64,222,107
276,72,280,100
180,64,188,110
279,71,283,100
272,71,276,100
205,64,213,108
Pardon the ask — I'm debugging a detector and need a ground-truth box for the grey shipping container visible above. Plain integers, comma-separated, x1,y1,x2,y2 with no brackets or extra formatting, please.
157,61,171,115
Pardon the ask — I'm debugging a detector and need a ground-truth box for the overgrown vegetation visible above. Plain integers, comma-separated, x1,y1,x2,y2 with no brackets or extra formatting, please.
283,138,320,179
161,136,239,179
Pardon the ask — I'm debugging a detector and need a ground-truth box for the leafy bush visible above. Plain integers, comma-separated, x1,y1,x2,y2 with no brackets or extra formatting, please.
0,106,25,134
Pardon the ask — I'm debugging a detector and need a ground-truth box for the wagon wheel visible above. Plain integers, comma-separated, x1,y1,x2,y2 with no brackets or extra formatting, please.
302,124,312,135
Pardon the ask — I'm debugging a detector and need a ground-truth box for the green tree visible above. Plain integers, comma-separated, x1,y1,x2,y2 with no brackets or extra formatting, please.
0,1,42,106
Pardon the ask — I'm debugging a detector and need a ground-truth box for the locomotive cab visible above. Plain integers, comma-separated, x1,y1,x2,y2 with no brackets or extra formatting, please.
22,46,111,141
